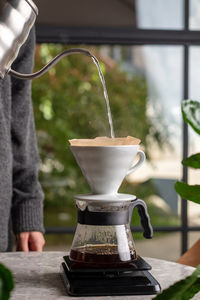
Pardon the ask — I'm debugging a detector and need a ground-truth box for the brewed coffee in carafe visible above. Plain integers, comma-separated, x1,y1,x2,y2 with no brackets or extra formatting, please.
69,199,153,268
69,201,137,268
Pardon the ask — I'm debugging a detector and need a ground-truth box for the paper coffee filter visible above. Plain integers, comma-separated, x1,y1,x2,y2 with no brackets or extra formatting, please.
69,136,141,146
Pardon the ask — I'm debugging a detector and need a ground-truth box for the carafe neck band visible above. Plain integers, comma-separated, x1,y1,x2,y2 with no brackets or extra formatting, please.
77,207,129,226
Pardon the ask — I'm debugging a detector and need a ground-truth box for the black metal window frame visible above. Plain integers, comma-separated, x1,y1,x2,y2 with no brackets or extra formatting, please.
36,0,200,254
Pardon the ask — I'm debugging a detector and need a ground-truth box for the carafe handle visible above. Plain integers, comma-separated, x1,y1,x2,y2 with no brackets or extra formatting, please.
129,199,153,239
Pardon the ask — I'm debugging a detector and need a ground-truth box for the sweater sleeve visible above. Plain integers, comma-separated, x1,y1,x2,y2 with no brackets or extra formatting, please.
11,28,44,234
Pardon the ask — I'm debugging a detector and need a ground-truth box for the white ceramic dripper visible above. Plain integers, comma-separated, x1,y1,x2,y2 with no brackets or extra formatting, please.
70,145,145,195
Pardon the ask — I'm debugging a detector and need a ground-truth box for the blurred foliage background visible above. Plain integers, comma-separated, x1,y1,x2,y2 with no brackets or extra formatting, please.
32,44,179,246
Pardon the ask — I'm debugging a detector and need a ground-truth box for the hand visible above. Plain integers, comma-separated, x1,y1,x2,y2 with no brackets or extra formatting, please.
16,231,45,252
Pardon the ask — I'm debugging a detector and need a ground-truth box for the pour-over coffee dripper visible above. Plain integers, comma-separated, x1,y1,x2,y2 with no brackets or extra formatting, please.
60,142,161,296
70,144,145,195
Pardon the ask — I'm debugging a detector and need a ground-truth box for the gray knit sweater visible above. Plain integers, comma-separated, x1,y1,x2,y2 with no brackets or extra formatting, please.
0,28,44,252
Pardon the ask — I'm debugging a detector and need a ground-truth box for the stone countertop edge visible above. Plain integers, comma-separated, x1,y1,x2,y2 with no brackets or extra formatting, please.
0,252,198,300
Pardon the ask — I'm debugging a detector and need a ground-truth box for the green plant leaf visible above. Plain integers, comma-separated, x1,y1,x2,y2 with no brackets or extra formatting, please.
183,279,200,300
182,153,200,169
175,182,200,204
153,265,200,300
0,263,14,300
182,99,200,135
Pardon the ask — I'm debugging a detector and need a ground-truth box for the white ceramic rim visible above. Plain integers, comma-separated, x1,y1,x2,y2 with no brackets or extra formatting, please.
74,193,137,203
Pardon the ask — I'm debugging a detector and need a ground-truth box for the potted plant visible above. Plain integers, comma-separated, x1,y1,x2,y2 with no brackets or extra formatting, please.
154,99,200,299
175,99,200,206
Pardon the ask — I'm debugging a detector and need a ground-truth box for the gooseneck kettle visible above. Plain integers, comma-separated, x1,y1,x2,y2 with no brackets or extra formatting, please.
0,0,98,80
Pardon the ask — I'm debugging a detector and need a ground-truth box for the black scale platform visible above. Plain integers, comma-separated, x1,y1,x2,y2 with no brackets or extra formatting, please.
60,256,161,296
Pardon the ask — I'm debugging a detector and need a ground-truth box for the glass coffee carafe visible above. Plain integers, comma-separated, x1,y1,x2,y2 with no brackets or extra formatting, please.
69,198,152,268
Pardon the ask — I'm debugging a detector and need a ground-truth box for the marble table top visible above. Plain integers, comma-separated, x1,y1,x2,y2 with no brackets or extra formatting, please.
0,251,199,300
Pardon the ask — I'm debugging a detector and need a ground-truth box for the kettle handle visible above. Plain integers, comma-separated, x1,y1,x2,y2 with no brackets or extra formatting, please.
130,199,153,239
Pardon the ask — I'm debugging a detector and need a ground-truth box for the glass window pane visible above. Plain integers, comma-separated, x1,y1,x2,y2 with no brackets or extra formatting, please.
124,46,183,261
189,0,200,30
189,47,200,101
35,0,183,30
136,0,184,29
35,0,137,27
136,232,181,261
189,232,200,249
126,45,183,186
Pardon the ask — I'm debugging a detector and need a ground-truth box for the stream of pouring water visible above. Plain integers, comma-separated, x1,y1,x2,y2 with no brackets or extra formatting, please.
91,55,115,138
9,48,115,138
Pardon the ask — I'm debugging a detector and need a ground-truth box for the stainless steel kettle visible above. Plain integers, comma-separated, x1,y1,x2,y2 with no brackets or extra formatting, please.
0,0,97,81
0,0,38,78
